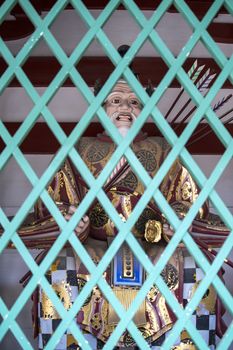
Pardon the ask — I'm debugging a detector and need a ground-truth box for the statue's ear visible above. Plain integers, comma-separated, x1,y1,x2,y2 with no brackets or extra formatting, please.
145,79,155,96
118,45,139,79
94,79,102,96
118,44,130,57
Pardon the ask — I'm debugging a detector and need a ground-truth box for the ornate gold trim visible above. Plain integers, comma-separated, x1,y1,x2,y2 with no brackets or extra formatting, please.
144,220,162,243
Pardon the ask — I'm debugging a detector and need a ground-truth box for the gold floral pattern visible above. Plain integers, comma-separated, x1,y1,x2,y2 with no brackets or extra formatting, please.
90,313,103,330
181,181,193,200
190,281,216,315
41,282,72,319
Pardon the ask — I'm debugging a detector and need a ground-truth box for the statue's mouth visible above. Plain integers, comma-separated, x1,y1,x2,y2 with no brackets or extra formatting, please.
116,113,133,122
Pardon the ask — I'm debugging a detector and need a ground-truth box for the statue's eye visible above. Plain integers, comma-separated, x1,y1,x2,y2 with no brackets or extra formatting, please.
130,99,140,106
111,98,121,104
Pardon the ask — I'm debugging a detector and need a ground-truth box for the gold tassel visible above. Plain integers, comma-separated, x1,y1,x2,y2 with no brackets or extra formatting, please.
108,287,146,326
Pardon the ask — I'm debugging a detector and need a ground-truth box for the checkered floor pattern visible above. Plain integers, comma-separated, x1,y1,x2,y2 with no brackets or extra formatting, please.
38,249,216,349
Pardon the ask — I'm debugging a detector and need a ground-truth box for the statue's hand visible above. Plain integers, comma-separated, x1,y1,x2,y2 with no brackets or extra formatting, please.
65,205,90,240
163,222,191,245
162,223,174,242
163,223,173,235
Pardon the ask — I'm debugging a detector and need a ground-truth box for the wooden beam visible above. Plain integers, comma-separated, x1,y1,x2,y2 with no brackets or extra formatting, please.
0,18,34,41
5,1,229,14
45,0,228,13
208,23,233,44
1,122,232,155
1,21,232,43
0,1,231,41
0,57,231,88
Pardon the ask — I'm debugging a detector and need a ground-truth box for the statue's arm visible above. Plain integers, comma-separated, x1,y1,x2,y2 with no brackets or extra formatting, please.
34,159,81,220
1,159,90,248
160,158,229,247
160,158,209,219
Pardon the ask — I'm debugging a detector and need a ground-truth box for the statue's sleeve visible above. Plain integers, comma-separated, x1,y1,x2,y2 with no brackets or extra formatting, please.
160,158,209,219
34,159,82,220
1,159,88,248
160,155,229,247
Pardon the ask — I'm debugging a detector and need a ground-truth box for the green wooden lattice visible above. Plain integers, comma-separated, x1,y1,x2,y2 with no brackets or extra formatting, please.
0,0,233,349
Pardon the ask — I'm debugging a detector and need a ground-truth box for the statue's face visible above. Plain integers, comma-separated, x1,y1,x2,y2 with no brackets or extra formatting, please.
104,81,141,130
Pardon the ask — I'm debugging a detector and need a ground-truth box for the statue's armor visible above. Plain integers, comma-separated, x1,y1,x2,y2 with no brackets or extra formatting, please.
29,136,216,349
79,135,168,240
76,135,208,241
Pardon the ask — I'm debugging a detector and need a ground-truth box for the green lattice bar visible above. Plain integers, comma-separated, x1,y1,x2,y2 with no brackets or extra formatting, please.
0,5,229,350
0,0,154,346
0,0,233,349
0,123,94,348
0,0,229,348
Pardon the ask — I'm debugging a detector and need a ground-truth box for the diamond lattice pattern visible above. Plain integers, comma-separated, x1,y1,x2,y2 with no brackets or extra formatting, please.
0,0,233,349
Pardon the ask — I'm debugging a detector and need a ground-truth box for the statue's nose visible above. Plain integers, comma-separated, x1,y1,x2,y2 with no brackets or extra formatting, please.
118,100,131,111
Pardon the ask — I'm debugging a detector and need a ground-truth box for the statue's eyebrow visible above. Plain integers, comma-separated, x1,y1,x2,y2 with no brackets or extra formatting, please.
104,91,140,104
128,94,140,99
104,92,124,101
107,91,124,95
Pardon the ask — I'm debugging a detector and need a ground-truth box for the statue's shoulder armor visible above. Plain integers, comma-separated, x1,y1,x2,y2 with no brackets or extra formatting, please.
77,137,96,155
132,136,169,174
77,137,114,168
144,136,170,152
